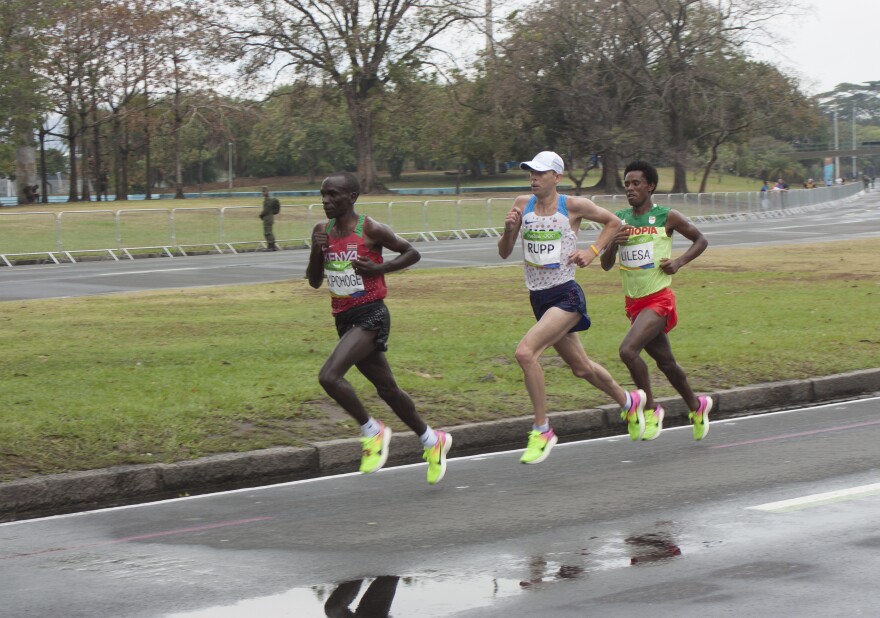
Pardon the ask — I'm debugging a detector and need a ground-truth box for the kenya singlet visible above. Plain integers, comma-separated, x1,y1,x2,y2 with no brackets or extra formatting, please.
323,214,387,315
613,205,673,299
521,195,578,291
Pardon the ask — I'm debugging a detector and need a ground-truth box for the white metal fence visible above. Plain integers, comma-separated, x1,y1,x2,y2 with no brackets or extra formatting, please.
0,183,865,266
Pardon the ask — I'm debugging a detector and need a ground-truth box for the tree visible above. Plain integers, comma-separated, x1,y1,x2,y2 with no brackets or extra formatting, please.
618,0,796,193
41,1,99,201
491,0,650,193
223,0,483,194
817,81,880,125
692,59,820,192
1,0,53,204
244,84,355,182
149,0,220,198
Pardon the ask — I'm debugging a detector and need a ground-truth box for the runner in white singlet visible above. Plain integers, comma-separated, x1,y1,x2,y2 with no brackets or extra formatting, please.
497,151,649,464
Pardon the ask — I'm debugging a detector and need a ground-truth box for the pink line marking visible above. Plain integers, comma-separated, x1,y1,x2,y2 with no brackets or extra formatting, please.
710,419,880,449
112,517,274,543
1,516,274,561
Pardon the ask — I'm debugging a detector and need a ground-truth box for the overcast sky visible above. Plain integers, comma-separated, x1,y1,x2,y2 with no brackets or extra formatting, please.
757,0,880,94
472,0,878,97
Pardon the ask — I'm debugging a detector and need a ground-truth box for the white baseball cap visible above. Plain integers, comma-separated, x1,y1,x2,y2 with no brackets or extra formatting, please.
520,151,564,174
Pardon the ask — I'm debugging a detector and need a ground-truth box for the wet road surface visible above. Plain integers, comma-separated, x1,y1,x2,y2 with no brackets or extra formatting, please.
2,397,878,617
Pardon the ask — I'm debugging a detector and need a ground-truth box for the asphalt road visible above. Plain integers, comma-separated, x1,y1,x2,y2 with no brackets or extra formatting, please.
1,191,879,301
1,398,879,617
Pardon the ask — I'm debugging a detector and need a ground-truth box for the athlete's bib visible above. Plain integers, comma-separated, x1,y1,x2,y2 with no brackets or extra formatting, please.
613,205,673,298
618,237,655,270
523,229,563,268
325,260,366,298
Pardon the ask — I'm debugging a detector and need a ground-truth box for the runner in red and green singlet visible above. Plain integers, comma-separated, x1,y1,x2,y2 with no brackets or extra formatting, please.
601,161,714,442
307,171,452,485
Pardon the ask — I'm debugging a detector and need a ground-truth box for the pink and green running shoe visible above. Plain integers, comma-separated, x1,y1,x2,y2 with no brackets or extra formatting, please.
689,396,713,441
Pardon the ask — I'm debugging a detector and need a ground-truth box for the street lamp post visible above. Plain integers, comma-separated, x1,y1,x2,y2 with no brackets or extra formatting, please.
833,110,839,183
852,103,857,180
228,142,233,193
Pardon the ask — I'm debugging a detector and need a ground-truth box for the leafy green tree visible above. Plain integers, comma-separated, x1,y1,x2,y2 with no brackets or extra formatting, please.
617,0,796,193
490,0,649,193
692,58,821,192
1,0,54,203
244,84,355,182
223,0,482,193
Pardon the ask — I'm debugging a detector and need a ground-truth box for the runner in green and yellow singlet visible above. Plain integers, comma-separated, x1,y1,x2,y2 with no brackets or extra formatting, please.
600,161,714,442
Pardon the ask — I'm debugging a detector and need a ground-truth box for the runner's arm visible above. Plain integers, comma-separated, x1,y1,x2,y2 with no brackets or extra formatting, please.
567,197,622,267
355,218,420,276
659,210,708,275
306,222,328,289
498,196,527,259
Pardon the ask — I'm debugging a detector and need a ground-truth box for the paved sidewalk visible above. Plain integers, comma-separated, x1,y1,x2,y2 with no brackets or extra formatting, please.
1,368,877,523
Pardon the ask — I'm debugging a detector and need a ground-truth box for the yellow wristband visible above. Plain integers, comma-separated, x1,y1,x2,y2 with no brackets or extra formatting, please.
590,244,601,256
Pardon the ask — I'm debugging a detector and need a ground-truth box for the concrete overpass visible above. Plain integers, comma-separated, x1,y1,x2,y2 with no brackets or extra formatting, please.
782,145,880,161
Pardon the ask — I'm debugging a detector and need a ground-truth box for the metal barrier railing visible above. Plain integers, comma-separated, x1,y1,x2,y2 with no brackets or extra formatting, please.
0,183,865,265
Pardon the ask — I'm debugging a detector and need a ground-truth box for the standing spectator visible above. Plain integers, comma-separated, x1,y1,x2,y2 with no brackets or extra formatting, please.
260,186,281,251
774,178,789,209
760,180,769,209
22,184,37,204
97,172,109,202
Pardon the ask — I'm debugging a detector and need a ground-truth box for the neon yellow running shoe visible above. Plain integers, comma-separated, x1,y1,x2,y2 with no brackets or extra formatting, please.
520,428,558,464
620,389,646,441
641,404,665,441
422,430,453,485
689,395,713,441
359,422,391,474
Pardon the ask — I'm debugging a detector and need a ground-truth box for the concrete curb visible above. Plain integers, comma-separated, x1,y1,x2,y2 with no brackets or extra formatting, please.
2,368,877,523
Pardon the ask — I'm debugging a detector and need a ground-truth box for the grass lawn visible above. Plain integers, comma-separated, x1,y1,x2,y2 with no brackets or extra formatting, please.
1,239,877,481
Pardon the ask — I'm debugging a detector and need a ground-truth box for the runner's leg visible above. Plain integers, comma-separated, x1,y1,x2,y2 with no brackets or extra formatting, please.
618,308,667,409
554,333,627,407
515,308,580,427
356,350,428,436
644,332,700,411
318,326,380,425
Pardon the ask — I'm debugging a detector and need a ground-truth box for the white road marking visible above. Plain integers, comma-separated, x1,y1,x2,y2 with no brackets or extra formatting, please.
747,483,880,513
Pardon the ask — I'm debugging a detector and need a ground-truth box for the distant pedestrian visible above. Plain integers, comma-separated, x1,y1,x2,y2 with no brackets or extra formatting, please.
260,186,281,251
22,184,37,204
97,172,109,202
306,171,452,484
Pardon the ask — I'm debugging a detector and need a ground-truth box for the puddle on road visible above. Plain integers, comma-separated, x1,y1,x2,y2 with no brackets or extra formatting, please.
166,529,684,617
167,573,524,618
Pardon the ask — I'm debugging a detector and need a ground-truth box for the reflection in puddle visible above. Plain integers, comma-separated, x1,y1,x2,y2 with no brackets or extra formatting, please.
167,573,524,617
626,532,682,565
518,555,586,588
324,576,398,617
167,526,684,616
